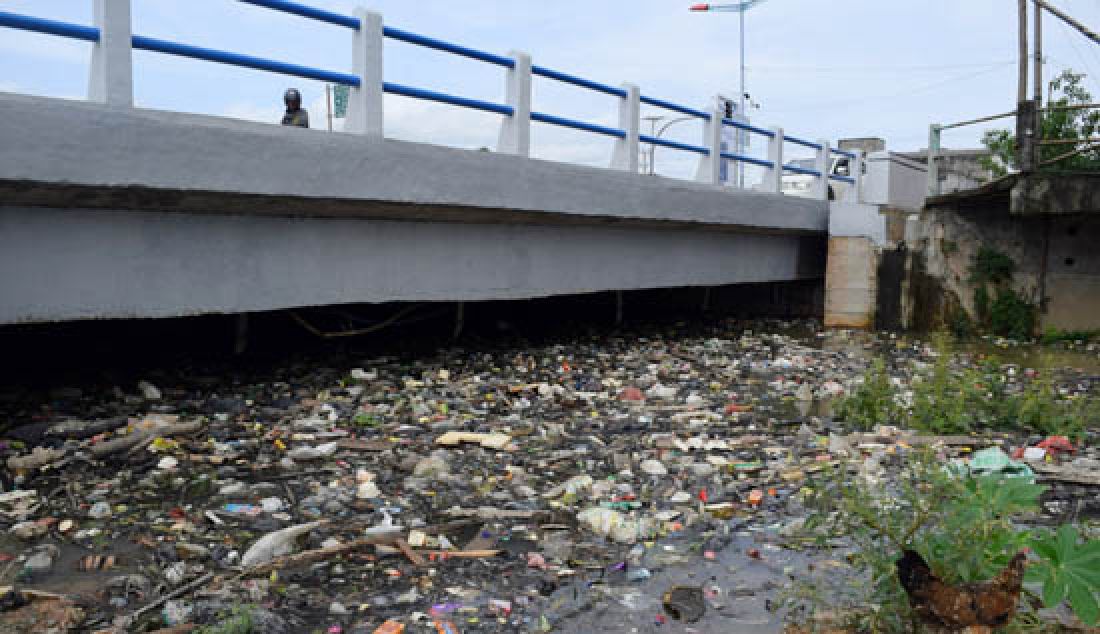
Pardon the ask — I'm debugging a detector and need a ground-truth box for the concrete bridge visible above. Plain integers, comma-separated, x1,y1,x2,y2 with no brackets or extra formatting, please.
0,1,879,326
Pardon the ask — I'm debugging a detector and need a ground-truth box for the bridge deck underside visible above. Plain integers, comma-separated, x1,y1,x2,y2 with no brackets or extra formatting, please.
0,206,824,324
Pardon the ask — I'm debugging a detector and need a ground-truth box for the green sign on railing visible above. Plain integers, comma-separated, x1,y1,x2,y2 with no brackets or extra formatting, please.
333,84,349,118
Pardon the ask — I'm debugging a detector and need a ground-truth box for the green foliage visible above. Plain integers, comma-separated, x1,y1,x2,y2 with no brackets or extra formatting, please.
830,359,901,430
1029,525,1100,626
1041,328,1100,345
909,345,982,434
966,248,1035,340
789,450,1100,631
195,606,255,634
970,247,1016,285
990,288,1036,341
982,69,1100,176
832,339,1095,440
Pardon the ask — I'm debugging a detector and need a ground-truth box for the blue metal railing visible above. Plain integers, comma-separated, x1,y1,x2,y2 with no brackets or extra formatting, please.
238,0,360,29
723,118,775,139
384,26,514,68
640,95,711,120
784,164,822,177
531,112,625,138
132,35,358,86
0,1,858,193
532,65,627,98
785,135,823,151
385,82,512,116
0,10,99,42
722,152,773,169
640,134,709,156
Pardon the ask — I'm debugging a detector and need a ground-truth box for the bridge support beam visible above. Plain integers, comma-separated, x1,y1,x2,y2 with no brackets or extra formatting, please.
88,0,133,107
611,83,640,173
694,105,722,185
346,8,385,138
764,126,784,194
497,51,532,156
813,138,830,200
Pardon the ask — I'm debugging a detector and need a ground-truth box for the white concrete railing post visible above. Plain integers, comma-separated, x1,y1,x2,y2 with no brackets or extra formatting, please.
694,106,722,185
845,149,864,203
927,123,942,197
88,0,133,107
764,126,784,194
813,138,831,201
611,83,640,172
497,51,532,156
346,8,384,137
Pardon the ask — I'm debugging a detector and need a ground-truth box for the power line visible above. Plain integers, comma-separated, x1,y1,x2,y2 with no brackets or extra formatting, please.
766,63,1016,114
745,60,1017,74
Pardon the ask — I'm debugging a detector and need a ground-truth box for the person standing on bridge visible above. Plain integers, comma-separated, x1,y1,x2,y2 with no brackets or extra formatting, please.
281,88,309,128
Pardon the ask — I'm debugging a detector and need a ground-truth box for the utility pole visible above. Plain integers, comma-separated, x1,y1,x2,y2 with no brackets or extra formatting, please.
1017,0,1036,172
1034,1,1043,105
1019,0,1028,105
1034,0,1043,165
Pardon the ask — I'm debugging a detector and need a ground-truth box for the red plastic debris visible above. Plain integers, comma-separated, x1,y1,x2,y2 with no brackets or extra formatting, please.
618,387,645,402
1037,436,1075,455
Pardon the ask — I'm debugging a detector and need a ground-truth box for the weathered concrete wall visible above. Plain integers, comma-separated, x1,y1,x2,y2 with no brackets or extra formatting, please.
906,202,1100,333
0,207,823,324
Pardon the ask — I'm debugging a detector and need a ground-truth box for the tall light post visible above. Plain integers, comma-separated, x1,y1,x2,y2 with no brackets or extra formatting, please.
690,1,767,187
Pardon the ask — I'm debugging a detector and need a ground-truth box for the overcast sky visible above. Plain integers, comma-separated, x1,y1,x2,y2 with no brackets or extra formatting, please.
2,0,1099,180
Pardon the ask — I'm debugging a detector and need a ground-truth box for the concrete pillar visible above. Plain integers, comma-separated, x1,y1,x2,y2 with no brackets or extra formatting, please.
845,150,864,203
88,0,133,107
764,126,784,194
825,236,878,329
611,83,640,172
497,51,532,156
926,124,941,197
813,138,830,200
346,8,384,138
694,107,722,185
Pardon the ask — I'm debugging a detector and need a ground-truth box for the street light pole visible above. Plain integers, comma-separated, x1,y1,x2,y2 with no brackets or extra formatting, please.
691,1,767,187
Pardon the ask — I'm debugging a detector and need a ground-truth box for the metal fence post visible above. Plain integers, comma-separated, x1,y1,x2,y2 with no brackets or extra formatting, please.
927,124,941,197
814,138,830,200
88,0,132,106
346,8,384,137
764,126,784,193
610,83,639,172
846,150,864,203
694,107,722,185
497,51,531,156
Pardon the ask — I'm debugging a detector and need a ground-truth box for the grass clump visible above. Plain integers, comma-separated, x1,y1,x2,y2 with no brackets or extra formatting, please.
832,336,1098,440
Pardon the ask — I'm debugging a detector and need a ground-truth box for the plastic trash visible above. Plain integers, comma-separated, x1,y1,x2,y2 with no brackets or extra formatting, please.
241,520,327,568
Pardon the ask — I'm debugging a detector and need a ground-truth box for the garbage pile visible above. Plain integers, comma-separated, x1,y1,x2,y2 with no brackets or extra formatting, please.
0,321,1096,633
